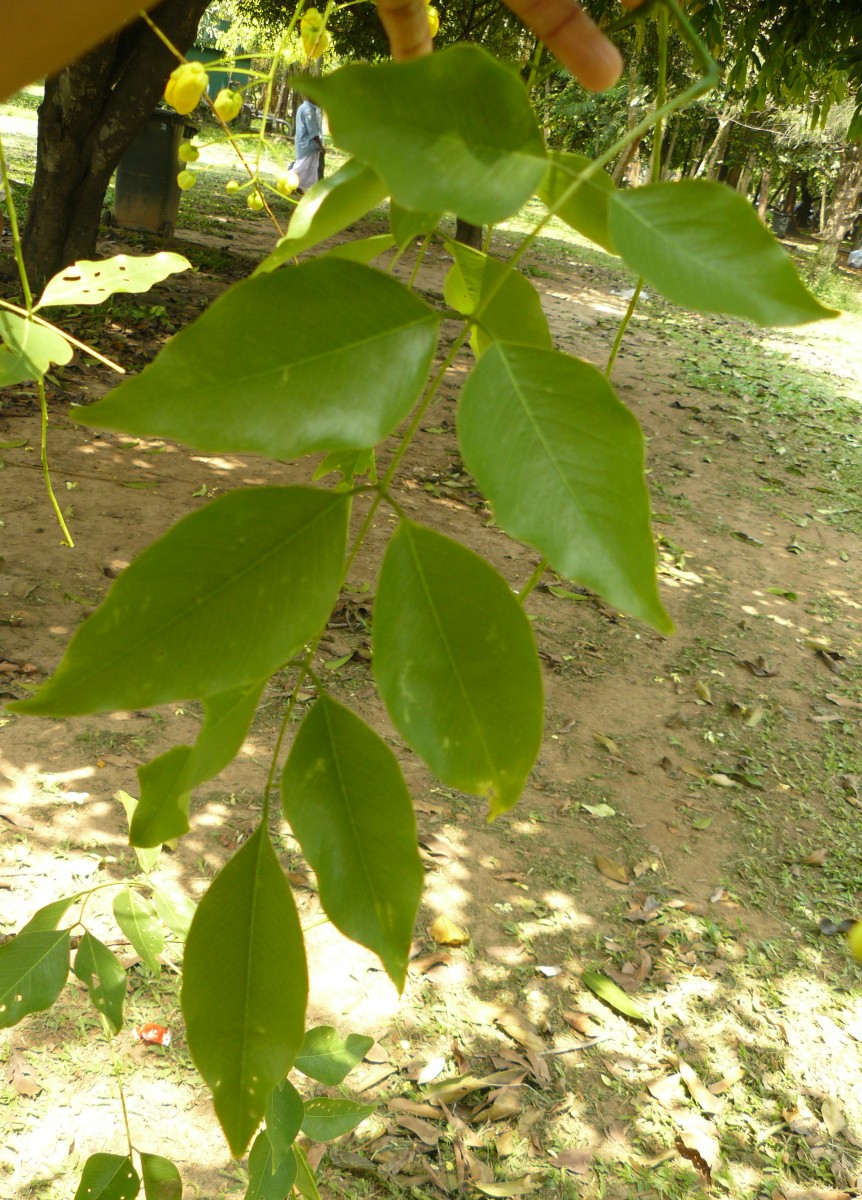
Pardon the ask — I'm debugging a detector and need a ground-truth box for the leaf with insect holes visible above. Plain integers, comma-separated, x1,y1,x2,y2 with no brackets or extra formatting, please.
0,930,69,1028
37,252,190,308
73,933,126,1034
73,1154,139,1200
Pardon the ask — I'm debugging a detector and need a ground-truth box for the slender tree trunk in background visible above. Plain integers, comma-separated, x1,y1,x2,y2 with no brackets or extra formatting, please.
660,125,678,179
18,0,208,290
756,168,772,222
696,115,730,180
454,219,483,250
815,141,862,275
686,133,705,178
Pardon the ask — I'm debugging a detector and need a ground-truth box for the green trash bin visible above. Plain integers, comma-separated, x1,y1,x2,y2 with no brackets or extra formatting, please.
113,109,197,239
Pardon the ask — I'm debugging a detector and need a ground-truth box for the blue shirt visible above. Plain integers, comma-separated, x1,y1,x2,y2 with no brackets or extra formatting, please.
295,100,322,159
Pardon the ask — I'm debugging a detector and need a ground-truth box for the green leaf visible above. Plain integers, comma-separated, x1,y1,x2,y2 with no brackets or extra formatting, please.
292,1145,322,1200
442,241,551,357
117,790,160,873
300,1097,377,1143
0,930,69,1027
581,969,649,1024
312,448,375,488
294,1025,375,1086
282,695,423,988
140,1152,183,1200
151,885,197,941
321,234,395,264
245,1133,296,1200
113,889,163,976
73,932,127,1034
20,894,81,934
73,1154,140,1200
256,159,387,273
182,825,307,1157
0,310,73,385
36,252,190,309
303,46,546,225
457,343,671,633
265,1078,304,1167
608,181,836,326
537,152,616,252
72,260,439,460
11,488,348,716
132,679,266,846
389,203,441,248
374,522,543,818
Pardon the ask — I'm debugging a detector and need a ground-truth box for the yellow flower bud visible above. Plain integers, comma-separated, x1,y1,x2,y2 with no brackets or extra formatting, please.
164,61,209,116
213,88,244,123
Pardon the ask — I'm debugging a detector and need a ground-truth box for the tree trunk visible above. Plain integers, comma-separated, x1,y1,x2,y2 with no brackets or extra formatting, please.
19,0,208,290
695,115,731,180
454,219,483,250
815,141,862,275
756,168,772,222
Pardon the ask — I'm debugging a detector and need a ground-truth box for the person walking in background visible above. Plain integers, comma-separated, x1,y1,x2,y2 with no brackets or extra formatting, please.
292,95,324,192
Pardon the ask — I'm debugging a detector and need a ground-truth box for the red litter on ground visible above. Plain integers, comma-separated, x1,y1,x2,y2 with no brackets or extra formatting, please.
133,1023,172,1047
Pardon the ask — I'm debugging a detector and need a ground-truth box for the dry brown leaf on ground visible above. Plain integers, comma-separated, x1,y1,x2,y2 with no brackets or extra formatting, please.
708,1066,745,1095
428,914,470,946
562,1011,602,1036
397,1114,444,1145
6,1048,40,1097
776,1189,851,1200
470,1087,523,1123
647,1073,686,1109
547,1148,593,1175
462,1148,495,1184
821,1096,846,1137
593,732,620,755
678,1060,724,1114
675,1124,721,1179
389,1098,442,1119
801,848,828,867
595,853,629,884
473,1176,544,1197
417,1055,447,1085
495,1130,519,1157
494,1006,546,1054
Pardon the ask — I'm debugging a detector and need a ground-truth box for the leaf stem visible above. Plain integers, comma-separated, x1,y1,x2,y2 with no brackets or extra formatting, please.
604,280,642,378
518,558,548,603
105,1020,135,1159
36,378,74,548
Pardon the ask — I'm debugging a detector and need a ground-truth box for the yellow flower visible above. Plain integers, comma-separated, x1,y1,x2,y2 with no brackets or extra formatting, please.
164,61,208,116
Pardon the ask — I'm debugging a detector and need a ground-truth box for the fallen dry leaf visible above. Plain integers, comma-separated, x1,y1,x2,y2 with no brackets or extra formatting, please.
678,1060,724,1114
801,849,828,867
647,1073,686,1109
463,1148,495,1184
708,1066,745,1095
595,854,629,884
389,1098,442,1120
396,1115,443,1145
473,1176,543,1197
495,1130,518,1157
471,1087,523,1123
429,914,470,946
821,1096,846,1137
495,1007,546,1054
417,1056,447,1085
777,1190,851,1200
6,1048,40,1097
593,733,620,755
562,1011,602,1037
676,1125,720,1178
548,1148,593,1175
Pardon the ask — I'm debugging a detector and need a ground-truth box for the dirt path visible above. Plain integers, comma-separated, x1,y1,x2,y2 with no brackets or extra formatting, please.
2,215,862,1200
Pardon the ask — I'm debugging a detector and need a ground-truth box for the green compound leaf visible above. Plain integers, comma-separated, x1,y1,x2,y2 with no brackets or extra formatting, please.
182,825,308,1157
20,894,81,934
374,522,543,818
282,695,423,989
117,790,160,873
73,1154,140,1200
581,969,649,1024
11,487,348,716
73,259,439,460
458,343,672,633
73,932,127,1034
608,180,837,326
265,1078,304,1167
0,310,73,386
303,46,546,225
294,1025,375,1086
300,1097,377,1143
257,159,387,273
113,889,163,976
246,1132,296,1200
537,151,616,252
151,885,197,942
321,234,395,264
132,679,266,847
140,1152,183,1200
37,252,190,309
389,202,441,248
442,241,551,357
0,930,69,1028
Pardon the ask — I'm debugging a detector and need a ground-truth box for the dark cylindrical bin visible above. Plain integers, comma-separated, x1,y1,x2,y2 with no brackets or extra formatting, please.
113,110,197,239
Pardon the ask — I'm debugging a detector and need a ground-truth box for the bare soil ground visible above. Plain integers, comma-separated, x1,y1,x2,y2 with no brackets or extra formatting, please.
2,197,862,1200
